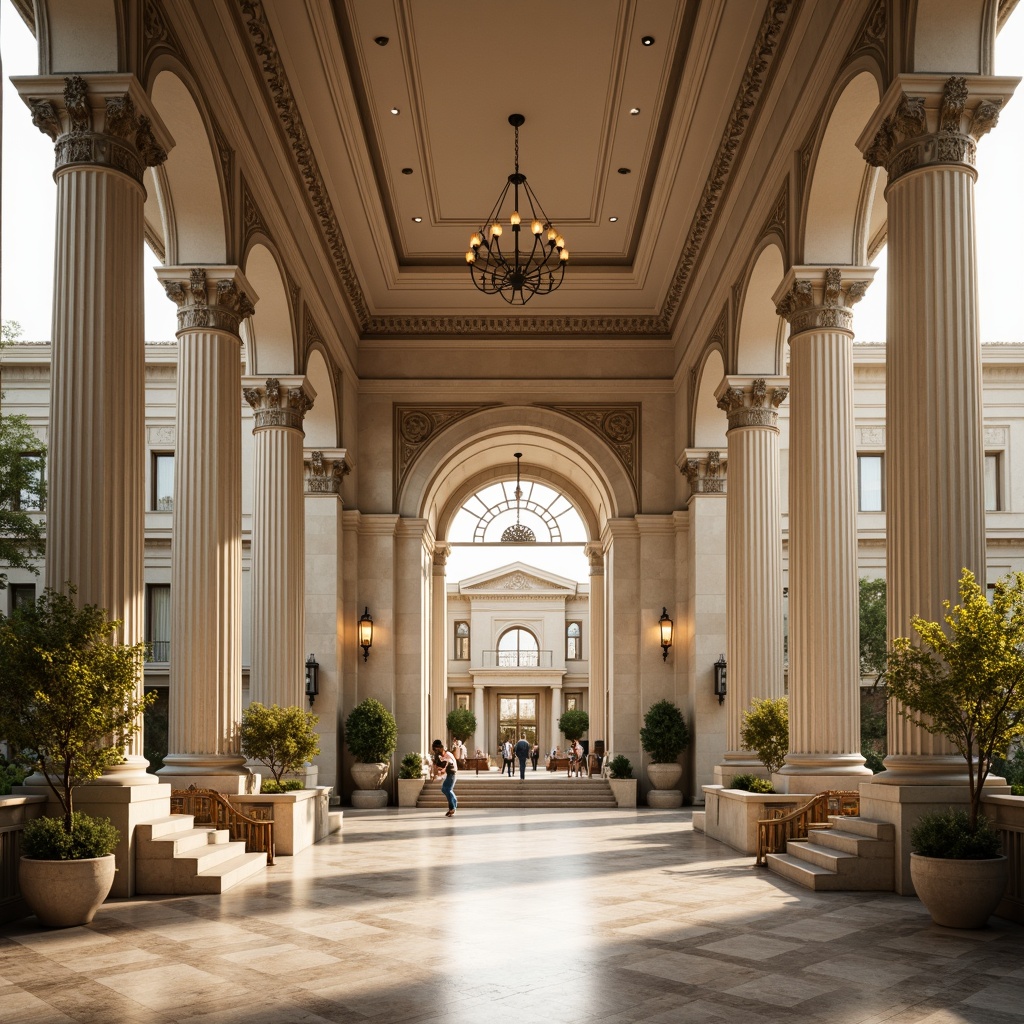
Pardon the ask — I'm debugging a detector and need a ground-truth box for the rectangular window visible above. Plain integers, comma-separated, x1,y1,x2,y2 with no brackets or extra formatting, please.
858,454,883,512
564,694,579,712
566,621,582,660
985,453,1002,511
15,453,44,511
9,583,35,614
455,693,470,711
146,584,171,663
153,452,174,511
453,621,470,660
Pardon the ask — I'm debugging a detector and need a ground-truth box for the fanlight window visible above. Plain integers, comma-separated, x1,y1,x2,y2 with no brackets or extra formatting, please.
450,479,586,543
497,627,539,667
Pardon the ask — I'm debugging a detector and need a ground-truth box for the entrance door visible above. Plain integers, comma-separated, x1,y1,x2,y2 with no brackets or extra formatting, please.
499,694,538,748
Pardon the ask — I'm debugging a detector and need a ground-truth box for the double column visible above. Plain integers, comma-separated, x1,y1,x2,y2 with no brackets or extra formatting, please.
713,379,787,776
15,73,172,783
584,541,606,748
156,266,257,792
243,376,315,709
858,74,1017,782
774,268,874,788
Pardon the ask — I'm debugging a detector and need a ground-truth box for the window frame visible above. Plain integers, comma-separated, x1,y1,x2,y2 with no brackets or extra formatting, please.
9,583,35,614
14,452,44,512
857,453,884,512
145,583,171,663
985,451,1003,512
566,620,582,660
152,451,175,512
453,620,470,660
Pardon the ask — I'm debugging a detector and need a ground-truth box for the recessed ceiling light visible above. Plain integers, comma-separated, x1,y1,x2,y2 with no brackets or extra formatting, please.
412,216,423,223
609,216,619,222
401,167,413,175
617,167,631,175
629,107,641,116
641,35,655,46
374,36,389,46
390,107,400,115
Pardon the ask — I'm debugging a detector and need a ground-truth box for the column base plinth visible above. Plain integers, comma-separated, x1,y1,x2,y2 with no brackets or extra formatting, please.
713,757,769,788
158,754,255,795
778,752,871,776
92,756,160,786
872,754,975,786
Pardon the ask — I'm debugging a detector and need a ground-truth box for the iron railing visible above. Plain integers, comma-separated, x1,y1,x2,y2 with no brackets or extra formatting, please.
481,649,553,668
171,786,275,864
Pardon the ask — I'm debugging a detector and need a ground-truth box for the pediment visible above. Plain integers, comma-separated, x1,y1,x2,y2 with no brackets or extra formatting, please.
458,561,578,595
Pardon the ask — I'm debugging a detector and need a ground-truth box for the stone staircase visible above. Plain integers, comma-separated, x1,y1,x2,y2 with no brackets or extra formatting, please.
765,815,895,891
136,814,268,895
417,775,619,809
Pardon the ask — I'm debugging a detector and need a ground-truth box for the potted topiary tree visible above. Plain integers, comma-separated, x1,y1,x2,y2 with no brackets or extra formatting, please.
0,587,152,927
240,702,320,792
739,696,789,782
886,568,1024,928
397,751,426,806
558,708,589,744
344,698,397,808
606,754,636,807
446,707,477,748
640,700,690,807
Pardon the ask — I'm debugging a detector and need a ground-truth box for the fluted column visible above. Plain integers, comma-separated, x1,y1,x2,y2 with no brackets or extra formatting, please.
584,542,606,748
16,74,171,783
774,268,875,786
714,378,787,770
551,684,563,752
243,376,315,709
859,74,1017,782
156,266,257,792
430,543,451,743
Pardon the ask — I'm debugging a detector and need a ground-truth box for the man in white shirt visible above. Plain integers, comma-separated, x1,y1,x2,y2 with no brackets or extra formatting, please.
501,738,514,776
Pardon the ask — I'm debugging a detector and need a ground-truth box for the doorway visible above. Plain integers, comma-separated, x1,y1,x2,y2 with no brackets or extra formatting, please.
499,693,538,748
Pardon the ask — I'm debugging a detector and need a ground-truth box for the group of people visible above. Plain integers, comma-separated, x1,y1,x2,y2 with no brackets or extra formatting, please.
500,737,540,778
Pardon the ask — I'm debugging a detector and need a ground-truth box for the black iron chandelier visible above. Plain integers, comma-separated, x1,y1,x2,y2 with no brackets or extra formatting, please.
501,452,536,542
466,114,568,305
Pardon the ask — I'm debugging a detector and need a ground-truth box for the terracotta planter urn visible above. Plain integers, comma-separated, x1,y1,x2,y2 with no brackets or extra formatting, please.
350,762,389,808
909,853,1008,929
19,855,116,928
646,762,683,808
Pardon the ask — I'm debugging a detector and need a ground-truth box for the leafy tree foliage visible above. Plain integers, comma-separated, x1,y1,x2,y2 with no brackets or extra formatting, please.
446,707,477,741
344,698,397,763
886,568,1024,830
240,702,320,785
740,696,789,775
0,320,45,589
0,587,151,833
639,699,690,762
558,708,589,741
859,577,887,684
399,751,425,779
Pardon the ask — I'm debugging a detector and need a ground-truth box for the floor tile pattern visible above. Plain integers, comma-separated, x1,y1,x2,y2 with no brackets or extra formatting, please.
2,808,1023,1023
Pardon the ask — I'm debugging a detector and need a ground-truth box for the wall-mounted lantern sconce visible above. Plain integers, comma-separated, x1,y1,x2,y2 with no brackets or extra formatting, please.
659,607,673,660
358,607,374,661
305,653,319,707
714,653,727,704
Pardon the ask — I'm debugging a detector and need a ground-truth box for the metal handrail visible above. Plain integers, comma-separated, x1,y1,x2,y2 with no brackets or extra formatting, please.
171,785,275,865
481,649,553,668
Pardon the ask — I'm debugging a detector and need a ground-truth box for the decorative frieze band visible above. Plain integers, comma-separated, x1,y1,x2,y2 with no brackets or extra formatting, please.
157,266,258,336
774,266,875,337
716,376,789,431
304,448,349,494
859,74,1015,184
682,448,728,494
15,74,170,183
243,376,314,431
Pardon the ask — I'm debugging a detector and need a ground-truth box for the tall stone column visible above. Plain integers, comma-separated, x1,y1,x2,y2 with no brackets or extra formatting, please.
774,268,874,790
15,74,171,783
430,543,451,744
858,74,1016,783
473,684,485,756
551,684,563,752
713,378,787,778
584,542,606,748
156,266,257,793
243,375,315,710
304,448,349,795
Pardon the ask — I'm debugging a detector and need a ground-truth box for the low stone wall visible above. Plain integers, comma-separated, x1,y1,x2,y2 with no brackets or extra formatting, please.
982,792,1024,924
701,785,810,855
231,787,336,856
0,794,46,925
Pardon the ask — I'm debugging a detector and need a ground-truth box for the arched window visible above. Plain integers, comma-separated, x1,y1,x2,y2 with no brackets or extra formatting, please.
454,621,470,660
449,480,586,544
497,627,539,667
566,621,582,660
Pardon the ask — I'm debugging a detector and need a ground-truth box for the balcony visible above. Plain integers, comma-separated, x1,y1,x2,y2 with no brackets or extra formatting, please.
146,640,170,663
481,650,553,669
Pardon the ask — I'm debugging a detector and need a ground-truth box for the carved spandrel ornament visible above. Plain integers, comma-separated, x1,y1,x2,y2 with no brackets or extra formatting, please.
160,267,256,335
21,75,168,182
862,75,1007,183
244,377,314,431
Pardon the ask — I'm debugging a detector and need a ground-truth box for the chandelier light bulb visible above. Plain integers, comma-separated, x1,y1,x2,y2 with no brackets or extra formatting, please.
470,233,481,248
555,235,564,249
547,227,557,242
560,248,569,261
466,251,476,263
531,219,543,235
491,222,503,237
510,211,521,226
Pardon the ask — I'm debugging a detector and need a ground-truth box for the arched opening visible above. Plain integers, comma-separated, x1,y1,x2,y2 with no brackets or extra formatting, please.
736,244,787,374
243,243,295,374
497,627,540,667
693,349,727,449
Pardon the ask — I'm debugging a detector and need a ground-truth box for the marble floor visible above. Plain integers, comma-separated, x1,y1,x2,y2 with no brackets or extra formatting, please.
3,807,1024,1024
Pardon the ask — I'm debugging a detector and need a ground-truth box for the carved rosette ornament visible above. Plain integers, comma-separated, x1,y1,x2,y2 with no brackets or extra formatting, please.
859,74,1014,184
774,267,874,337
682,448,728,495
16,74,169,182
243,376,314,432
303,448,349,495
159,267,257,336
716,377,789,431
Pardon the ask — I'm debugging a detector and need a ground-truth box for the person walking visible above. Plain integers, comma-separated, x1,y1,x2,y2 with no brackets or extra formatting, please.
515,735,531,779
501,738,514,776
431,739,458,816
530,743,539,771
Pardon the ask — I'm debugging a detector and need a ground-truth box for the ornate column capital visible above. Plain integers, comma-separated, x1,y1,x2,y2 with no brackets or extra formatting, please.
13,73,172,182
243,375,314,431
857,74,1017,184
715,376,789,431
772,266,876,337
584,541,605,576
432,542,451,574
680,448,728,495
157,266,258,336
303,447,349,494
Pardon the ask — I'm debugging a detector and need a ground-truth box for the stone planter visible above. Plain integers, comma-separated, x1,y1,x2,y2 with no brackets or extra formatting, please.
910,853,1008,929
19,855,116,928
350,762,389,808
398,778,425,807
608,778,637,808
646,762,683,808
